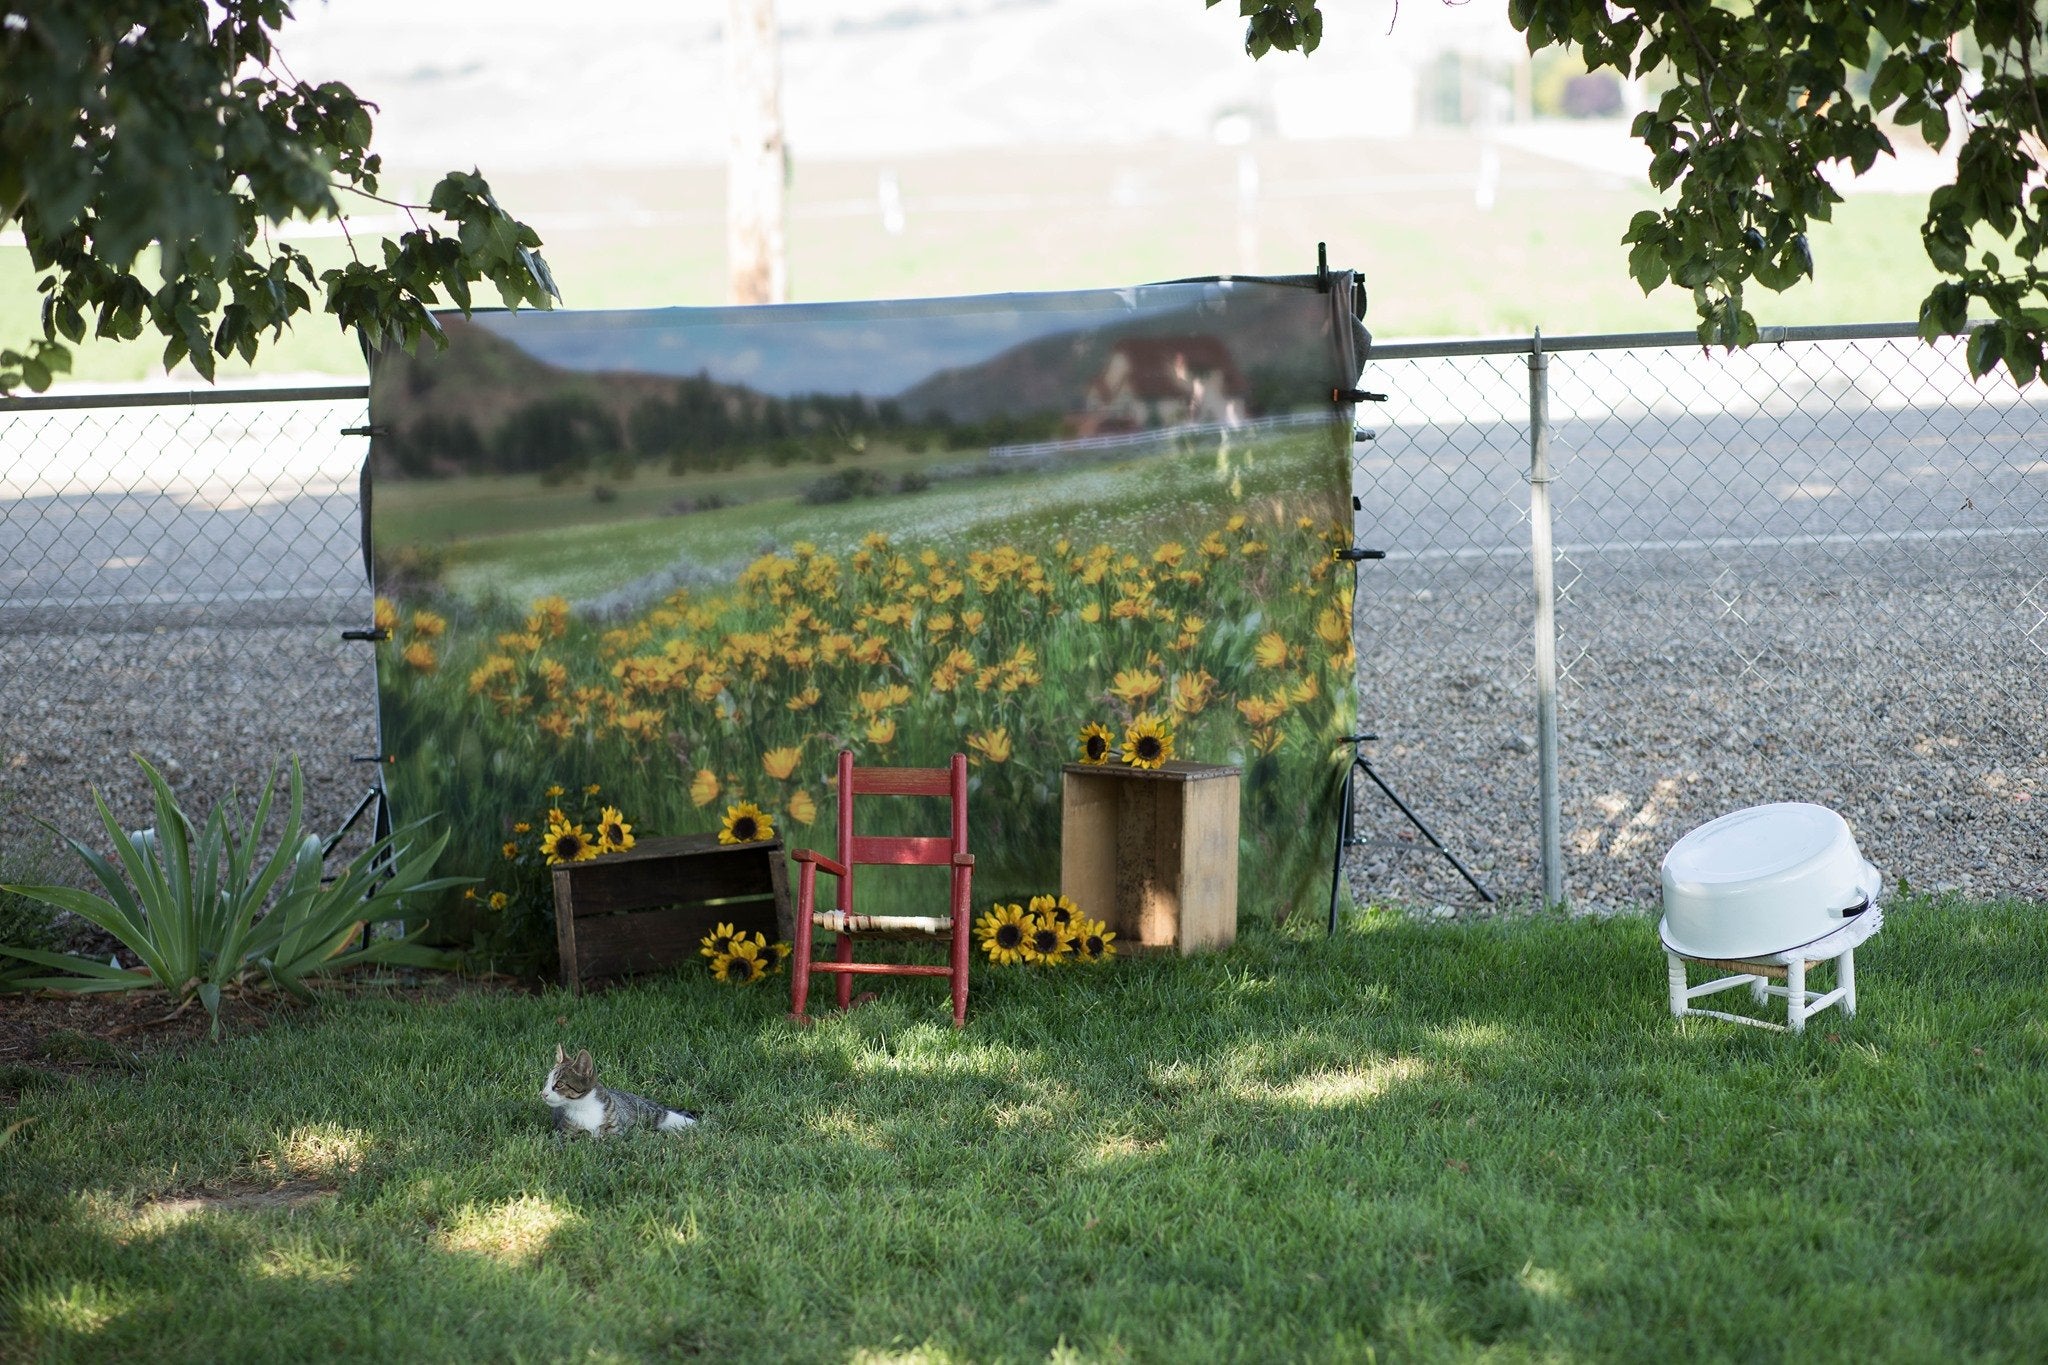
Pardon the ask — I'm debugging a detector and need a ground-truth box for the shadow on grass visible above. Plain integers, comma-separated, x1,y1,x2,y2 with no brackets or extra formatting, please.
3,895,2043,1361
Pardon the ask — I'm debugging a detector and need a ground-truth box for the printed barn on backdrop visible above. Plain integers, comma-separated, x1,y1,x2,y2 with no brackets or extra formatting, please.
363,277,1367,960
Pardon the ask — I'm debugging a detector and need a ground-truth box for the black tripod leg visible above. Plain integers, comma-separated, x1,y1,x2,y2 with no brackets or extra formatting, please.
1354,757,1495,903
1328,758,1358,934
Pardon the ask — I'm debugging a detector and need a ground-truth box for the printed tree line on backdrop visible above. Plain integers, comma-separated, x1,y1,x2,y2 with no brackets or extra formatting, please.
375,363,1317,485
378,381,1065,483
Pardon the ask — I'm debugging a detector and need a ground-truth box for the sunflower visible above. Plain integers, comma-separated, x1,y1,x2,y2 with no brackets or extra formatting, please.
501,841,518,859
1074,917,1117,963
1020,916,1073,965
1121,715,1174,770
720,802,774,844
1078,722,1114,765
596,806,635,853
487,892,509,911
401,641,437,672
1028,893,1079,928
1108,669,1163,704
975,903,1031,965
700,921,739,959
762,745,802,781
967,726,1012,764
690,769,721,808
865,716,897,747
373,597,399,633
712,940,766,985
1254,631,1289,669
541,821,599,865
409,609,446,638
787,789,818,825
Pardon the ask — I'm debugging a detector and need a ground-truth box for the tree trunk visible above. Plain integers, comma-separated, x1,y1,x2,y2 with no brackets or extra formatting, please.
725,0,787,306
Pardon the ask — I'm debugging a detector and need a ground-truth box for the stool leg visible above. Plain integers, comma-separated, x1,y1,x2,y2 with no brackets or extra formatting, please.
1787,957,1807,1033
1750,972,1770,1005
1667,953,1688,1018
1840,946,1857,1019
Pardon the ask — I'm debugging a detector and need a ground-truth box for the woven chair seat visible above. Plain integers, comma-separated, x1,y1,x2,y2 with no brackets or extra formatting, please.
811,910,952,935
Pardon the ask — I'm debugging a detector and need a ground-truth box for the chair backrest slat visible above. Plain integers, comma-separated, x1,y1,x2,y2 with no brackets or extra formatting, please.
850,834,953,866
848,766,953,796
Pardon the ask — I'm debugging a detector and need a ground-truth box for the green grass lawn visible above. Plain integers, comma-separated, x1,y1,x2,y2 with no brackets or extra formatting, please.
4,895,2043,1362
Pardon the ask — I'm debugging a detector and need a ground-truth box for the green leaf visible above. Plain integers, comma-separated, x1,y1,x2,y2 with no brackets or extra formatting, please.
1967,323,2004,377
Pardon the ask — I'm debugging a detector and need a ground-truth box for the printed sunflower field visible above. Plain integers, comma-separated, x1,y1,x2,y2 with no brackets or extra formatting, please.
375,487,1353,963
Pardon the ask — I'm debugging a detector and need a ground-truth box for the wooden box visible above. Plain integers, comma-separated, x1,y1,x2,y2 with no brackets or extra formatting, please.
552,833,790,992
1060,760,1241,954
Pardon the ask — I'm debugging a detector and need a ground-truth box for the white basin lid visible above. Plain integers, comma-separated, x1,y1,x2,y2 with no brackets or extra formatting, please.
1659,802,1881,959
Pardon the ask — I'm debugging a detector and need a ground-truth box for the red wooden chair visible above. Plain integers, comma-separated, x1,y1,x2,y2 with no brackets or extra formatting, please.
789,750,974,1028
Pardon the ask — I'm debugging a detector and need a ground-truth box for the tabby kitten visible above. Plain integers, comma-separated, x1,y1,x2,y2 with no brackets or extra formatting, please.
542,1045,699,1139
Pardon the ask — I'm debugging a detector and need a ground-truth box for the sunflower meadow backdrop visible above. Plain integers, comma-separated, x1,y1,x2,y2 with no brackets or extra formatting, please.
364,278,1366,968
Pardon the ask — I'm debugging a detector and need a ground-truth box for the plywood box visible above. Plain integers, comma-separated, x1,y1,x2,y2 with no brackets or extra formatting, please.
1060,761,1240,954
552,833,790,992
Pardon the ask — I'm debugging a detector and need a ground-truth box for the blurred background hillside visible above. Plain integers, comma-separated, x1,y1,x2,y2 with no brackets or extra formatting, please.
1,0,1957,385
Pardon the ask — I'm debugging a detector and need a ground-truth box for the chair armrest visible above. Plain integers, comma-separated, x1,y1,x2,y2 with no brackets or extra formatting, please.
951,853,976,868
793,849,849,878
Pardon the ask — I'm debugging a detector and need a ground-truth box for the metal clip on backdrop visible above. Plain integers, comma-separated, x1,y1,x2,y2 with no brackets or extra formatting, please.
1327,384,1493,933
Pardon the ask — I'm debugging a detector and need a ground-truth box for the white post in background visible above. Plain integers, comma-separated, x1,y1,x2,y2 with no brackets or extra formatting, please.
725,0,787,305
1528,330,1565,909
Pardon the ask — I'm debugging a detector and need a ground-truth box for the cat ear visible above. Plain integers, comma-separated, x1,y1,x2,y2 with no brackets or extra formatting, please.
576,1048,593,1069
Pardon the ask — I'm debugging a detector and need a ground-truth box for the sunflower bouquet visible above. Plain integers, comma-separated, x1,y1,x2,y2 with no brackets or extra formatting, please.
975,894,1115,967
1075,716,1175,770
699,921,792,985
468,782,638,939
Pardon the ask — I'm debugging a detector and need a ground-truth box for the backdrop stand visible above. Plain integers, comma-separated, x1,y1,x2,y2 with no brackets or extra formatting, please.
1326,547,1495,934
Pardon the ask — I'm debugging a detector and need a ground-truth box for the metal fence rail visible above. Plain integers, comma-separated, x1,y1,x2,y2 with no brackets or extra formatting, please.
2,325,2043,912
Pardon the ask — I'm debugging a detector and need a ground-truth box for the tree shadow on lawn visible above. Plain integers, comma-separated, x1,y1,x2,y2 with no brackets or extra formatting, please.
3,898,2042,1360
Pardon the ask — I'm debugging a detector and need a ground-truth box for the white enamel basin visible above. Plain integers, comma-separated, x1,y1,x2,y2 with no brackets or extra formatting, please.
1659,802,1881,960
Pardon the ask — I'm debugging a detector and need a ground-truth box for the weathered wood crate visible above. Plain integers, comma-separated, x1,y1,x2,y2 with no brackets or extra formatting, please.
552,833,790,992
1059,760,1240,954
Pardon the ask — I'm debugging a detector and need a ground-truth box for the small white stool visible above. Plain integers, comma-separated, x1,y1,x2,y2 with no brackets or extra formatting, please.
1664,906,1881,1033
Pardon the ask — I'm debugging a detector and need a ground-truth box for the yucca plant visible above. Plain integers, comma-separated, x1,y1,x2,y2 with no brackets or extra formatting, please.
0,756,466,1035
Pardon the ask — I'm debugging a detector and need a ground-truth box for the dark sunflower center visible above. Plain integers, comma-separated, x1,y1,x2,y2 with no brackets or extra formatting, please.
1086,934,1104,954
1136,736,1162,760
604,823,622,841
1085,735,1107,759
733,817,758,839
557,833,584,856
1031,928,1060,953
1050,907,1071,924
729,956,754,982
995,924,1023,949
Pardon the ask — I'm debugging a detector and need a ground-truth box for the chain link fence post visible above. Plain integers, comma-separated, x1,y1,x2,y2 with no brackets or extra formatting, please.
1528,330,1565,909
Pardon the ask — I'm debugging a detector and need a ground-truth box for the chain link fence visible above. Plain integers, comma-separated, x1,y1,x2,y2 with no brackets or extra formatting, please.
1348,323,2048,912
3,326,2043,919
0,387,378,891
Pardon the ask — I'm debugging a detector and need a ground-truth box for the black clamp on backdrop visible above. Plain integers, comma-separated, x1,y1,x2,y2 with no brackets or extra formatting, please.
1332,387,1387,404
1335,548,1386,562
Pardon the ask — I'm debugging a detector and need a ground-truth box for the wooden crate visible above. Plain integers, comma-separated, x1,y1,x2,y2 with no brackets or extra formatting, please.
552,833,791,992
1060,760,1240,954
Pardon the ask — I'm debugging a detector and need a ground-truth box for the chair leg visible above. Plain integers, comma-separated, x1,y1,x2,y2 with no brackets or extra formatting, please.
835,932,854,1010
790,867,816,1024
950,927,970,1029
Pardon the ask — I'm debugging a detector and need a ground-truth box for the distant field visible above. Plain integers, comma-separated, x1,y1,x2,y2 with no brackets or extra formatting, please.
376,434,1316,606
0,136,1945,388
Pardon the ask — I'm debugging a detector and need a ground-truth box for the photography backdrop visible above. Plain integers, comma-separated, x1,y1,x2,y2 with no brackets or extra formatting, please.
365,277,1366,956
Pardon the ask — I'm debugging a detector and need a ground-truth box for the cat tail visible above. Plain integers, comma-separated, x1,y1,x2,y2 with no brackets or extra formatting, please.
658,1108,700,1132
